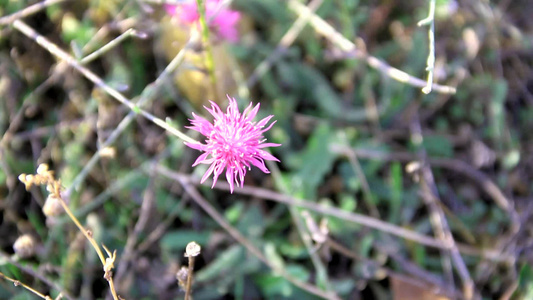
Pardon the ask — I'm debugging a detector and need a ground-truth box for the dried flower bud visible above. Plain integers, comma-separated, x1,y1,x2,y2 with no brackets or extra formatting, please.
185,242,201,257
18,174,34,190
176,266,188,288
302,211,329,244
13,234,36,258
43,194,64,217
36,163,49,175
405,161,421,182
99,147,116,158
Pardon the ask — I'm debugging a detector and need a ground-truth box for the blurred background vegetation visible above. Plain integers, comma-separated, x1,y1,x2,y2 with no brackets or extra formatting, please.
1,0,533,299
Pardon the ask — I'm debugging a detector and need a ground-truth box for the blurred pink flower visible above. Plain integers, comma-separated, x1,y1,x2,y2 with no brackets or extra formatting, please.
185,96,281,193
165,0,241,42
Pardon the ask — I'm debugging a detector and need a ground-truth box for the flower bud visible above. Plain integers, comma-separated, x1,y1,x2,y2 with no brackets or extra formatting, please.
43,194,64,217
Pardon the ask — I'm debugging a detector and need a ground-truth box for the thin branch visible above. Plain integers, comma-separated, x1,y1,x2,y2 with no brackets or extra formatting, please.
80,28,146,64
18,166,120,300
247,0,323,87
64,36,196,194
288,0,457,94
152,165,510,262
0,0,68,25
409,112,474,299
417,0,437,94
114,175,157,282
266,155,335,294
81,17,138,54
0,251,74,300
174,175,339,300
12,20,199,146
324,238,461,299
331,145,515,213
0,271,52,300
184,242,201,300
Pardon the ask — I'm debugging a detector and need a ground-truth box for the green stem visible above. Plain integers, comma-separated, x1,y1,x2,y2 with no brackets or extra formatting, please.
195,0,219,101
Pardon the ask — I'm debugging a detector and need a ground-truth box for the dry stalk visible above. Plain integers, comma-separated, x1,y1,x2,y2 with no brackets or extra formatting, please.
0,271,54,300
19,164,121,300
184,242,201,300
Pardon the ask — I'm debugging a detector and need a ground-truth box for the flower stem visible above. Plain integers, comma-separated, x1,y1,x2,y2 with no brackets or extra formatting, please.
195,0,219,102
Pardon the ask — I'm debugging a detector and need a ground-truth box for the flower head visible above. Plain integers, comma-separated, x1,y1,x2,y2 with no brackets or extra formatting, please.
185,96,281,193
166,0,241,42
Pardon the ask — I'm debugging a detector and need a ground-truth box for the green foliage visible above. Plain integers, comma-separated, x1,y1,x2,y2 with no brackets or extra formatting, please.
61,15,97,46
287,123,336,198
161,231,211,252
0,0,530,299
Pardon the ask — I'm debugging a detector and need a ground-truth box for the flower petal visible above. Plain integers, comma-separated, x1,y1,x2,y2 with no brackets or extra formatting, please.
249,157,270,173
192,152,211,166
258,150,279,162
201,163,216,183
185,142,206,151
225,169,235,193
256,115,273,128
257,143,281,148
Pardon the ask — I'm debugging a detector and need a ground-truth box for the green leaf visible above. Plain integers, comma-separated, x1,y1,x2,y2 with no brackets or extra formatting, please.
421,135,454,157
225,201,245,224
160,230,210,251
291,123,336,198
388,162,403,224
264,243,285,271
195,246,244,283
61,14,96,46
237,204,265,238
254,264,312,299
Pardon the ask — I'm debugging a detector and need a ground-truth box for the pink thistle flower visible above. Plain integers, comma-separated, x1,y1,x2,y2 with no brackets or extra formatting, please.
185,96,281,193
165,0,241,42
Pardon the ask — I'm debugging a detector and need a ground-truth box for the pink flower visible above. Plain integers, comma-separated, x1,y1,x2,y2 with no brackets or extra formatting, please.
185,96,281,193
165,0,241,42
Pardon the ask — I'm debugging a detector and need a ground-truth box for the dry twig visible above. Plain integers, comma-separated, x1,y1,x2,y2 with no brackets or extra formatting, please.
288,0,457,94
153,164,511,263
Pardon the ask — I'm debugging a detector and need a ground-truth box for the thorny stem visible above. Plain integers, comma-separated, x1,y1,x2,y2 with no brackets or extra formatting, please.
418,0,436,94
0,271,53,300
196,0,219,102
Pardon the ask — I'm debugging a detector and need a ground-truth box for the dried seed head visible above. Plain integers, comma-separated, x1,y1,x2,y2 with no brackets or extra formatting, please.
185,242,201,257
43,194,64,217
13,234,36,258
